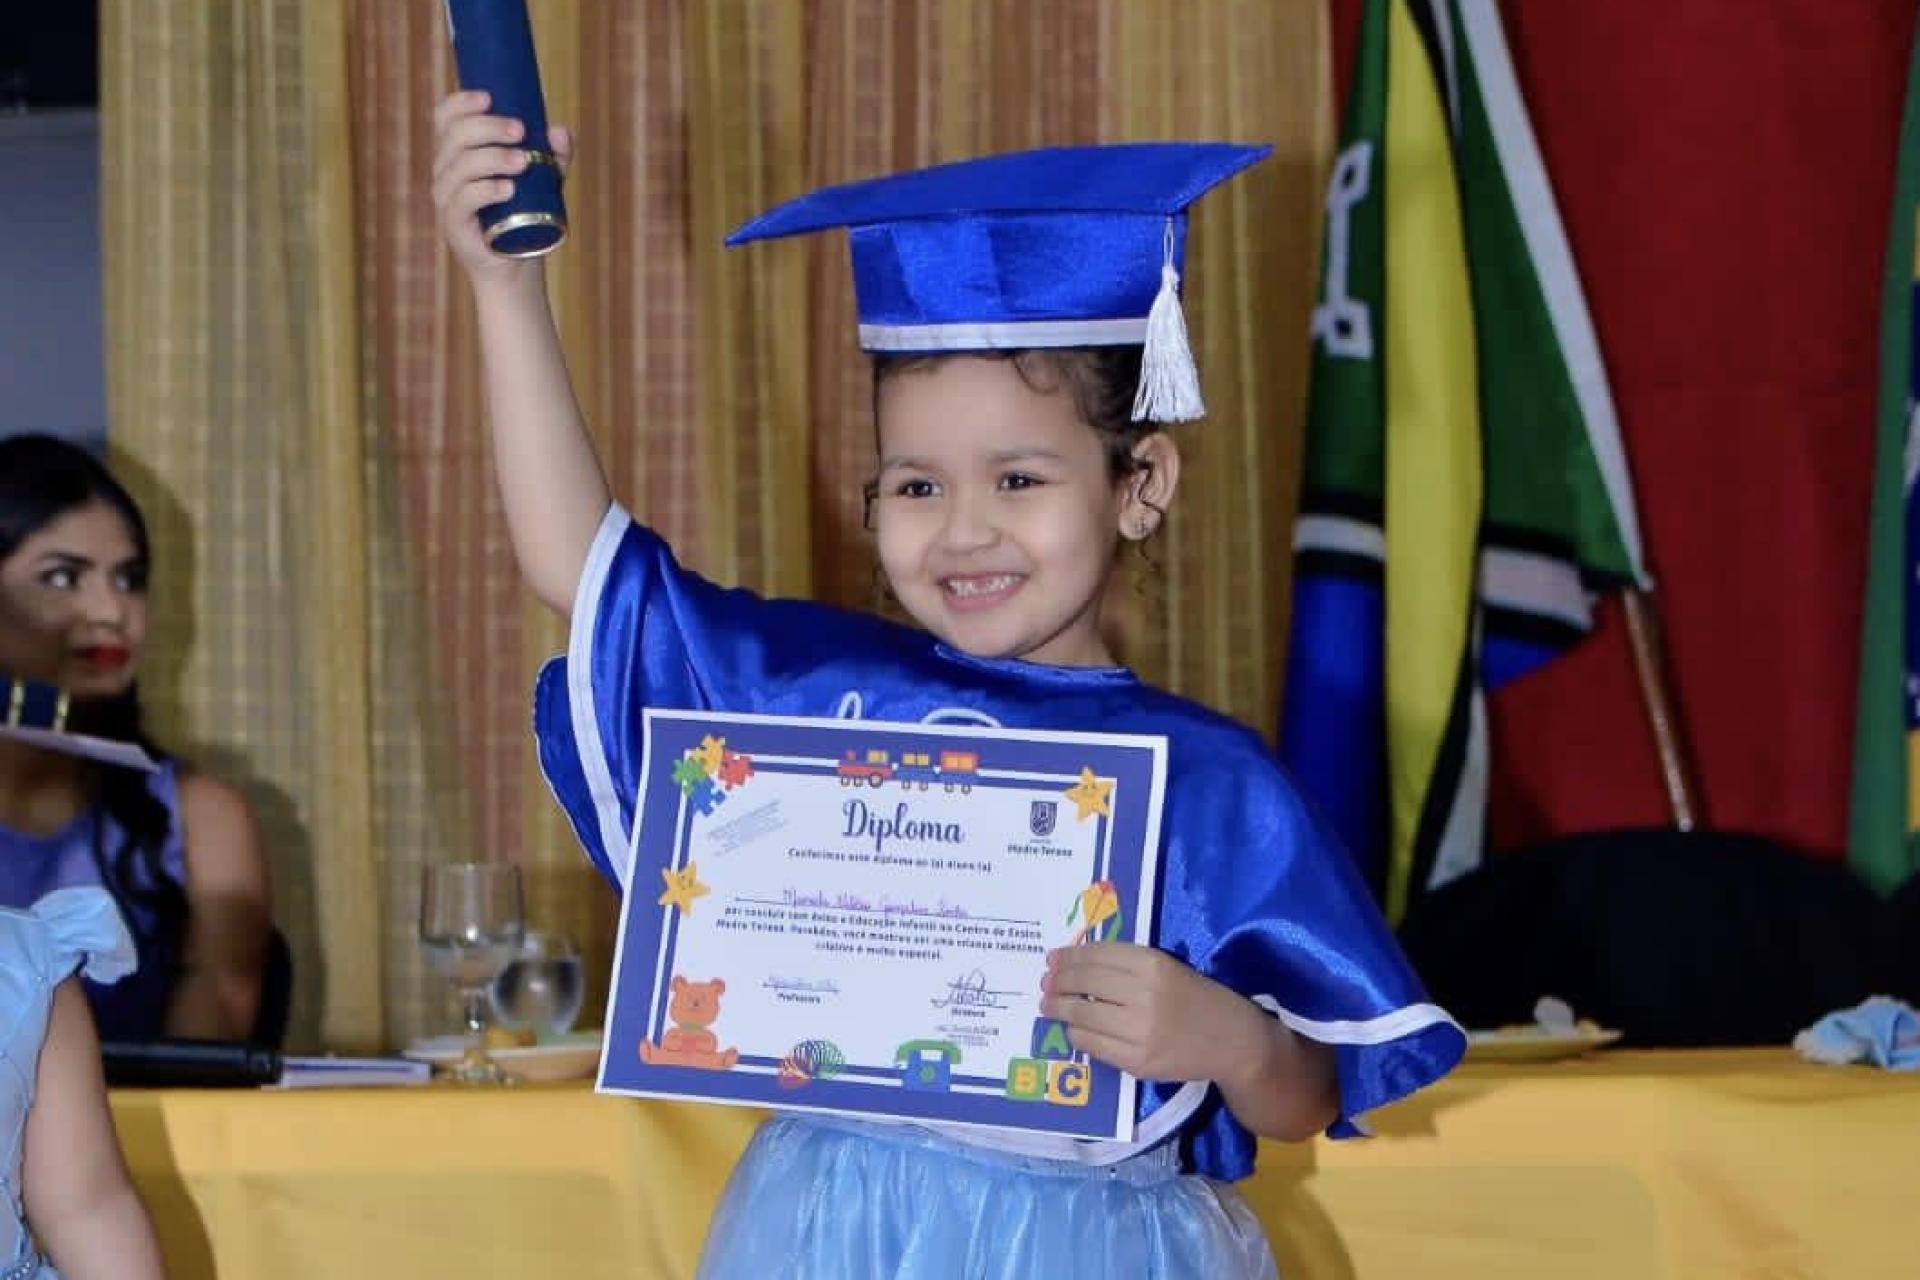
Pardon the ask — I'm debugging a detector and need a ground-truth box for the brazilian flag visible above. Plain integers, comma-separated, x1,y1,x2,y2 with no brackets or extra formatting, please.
1280,0,1647,923
1848,23,1920,898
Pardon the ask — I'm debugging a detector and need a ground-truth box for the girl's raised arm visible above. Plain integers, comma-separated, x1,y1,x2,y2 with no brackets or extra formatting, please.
432,90,609,615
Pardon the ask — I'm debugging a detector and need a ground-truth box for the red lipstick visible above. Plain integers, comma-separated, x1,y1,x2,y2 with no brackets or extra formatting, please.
76,646,132,672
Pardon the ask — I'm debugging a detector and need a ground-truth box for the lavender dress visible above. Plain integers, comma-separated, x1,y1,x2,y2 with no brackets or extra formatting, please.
0,763,186,1042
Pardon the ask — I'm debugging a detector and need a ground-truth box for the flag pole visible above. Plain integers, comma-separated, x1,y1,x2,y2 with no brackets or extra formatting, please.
1621,588,1700,829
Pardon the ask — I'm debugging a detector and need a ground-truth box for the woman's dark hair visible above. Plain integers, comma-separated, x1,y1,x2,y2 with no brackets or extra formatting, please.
0,434,185,959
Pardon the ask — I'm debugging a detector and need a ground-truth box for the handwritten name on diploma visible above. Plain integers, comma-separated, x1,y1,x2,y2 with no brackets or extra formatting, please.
841,798,964,852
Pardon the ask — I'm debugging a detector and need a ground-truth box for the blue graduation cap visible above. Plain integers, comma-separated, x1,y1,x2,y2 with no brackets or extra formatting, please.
726,142,1271,423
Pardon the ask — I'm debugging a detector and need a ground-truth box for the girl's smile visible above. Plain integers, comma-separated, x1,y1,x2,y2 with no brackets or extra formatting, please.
940,573,1027,609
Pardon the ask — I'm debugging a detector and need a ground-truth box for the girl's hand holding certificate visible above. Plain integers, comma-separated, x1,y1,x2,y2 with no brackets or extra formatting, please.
1041,941,1338,1141
1040,942,1274,1083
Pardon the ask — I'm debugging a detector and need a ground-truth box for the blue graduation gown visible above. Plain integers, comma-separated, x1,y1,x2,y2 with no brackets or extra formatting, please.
535,507,1464,1180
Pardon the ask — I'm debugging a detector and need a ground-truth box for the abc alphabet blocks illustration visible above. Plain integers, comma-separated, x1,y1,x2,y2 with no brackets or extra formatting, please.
1004,1057,1048,1101
1031,1017,1075,1061
1006,1054,1090,1105
1045,1060,1091,1106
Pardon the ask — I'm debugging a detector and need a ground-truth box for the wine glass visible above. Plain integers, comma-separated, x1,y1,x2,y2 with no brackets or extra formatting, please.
419,862,525,1083
491,930,585,1038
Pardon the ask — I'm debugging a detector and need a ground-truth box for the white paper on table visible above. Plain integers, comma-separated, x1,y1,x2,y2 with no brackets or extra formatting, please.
272,1056,433,1089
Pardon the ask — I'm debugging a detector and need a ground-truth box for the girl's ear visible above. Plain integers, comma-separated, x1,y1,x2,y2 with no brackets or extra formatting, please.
1119,433,1182,542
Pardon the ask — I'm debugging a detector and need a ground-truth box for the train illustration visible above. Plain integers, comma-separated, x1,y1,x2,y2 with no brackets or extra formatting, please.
837,749,895,786
836,748,979,793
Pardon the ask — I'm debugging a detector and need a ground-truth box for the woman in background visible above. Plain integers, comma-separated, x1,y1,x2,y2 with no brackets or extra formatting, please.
0,434,270,1043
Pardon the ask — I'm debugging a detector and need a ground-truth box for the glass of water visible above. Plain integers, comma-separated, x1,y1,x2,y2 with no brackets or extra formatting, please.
491,930,585,1038
419,861,525,1083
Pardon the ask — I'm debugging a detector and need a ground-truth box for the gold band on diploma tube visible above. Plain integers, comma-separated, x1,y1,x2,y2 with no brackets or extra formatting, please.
483,210,567,258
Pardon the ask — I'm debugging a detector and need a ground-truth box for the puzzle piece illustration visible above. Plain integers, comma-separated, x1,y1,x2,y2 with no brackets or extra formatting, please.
689,778,728,816
718,750,755,789
672,755,709,793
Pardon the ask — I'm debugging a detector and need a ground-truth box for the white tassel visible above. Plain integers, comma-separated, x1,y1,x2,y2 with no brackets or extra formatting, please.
1131,221,1206,423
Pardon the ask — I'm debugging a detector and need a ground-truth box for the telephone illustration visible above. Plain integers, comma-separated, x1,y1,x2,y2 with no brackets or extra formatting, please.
894,1039,962,1092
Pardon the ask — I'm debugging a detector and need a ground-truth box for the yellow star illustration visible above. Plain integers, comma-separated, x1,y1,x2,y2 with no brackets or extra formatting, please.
657,862,711,915
1063,767,1113,821
694,735,727,776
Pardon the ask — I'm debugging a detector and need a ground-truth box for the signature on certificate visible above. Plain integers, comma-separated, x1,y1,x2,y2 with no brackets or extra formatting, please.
929,968,1016,1013
763,976,842,994
763,976,841,1006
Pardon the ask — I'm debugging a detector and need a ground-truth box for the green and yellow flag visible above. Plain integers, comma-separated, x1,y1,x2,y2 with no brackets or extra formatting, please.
1281,0,1647,922
1847,21,1920,897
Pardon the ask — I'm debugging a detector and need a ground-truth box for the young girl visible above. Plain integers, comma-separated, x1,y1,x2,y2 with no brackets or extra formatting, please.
0,436,272,1044
2,887,167,1278
432,92,1464,1277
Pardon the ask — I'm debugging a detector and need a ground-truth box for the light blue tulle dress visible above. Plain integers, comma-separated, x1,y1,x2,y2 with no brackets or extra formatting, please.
696,1115,1279,1278
1,889,137,1280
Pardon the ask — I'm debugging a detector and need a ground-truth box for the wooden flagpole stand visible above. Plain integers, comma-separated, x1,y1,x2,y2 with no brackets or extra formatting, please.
1621,588,1701,830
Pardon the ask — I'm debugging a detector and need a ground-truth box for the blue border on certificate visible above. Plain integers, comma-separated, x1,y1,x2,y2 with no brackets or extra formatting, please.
598,710,1166,1142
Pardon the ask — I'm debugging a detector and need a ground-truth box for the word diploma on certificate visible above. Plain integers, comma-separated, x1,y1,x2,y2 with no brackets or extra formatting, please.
599,710,1167,1141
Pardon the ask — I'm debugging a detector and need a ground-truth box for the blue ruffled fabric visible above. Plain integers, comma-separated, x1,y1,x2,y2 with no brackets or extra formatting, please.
697,1116,1276,1280
2,888,137,1278
0,764,187,1041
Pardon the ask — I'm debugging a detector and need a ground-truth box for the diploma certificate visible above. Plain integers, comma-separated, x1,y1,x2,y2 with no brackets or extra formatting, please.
598,710,1167,1141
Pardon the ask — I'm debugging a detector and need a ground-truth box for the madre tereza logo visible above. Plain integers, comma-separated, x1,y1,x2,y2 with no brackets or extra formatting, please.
842,798,964,853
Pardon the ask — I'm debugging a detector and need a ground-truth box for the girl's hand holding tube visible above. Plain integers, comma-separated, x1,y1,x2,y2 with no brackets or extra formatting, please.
430,91,573,290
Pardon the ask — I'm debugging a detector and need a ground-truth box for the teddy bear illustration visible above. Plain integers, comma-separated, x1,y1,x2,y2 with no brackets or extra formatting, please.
639,976,740,1070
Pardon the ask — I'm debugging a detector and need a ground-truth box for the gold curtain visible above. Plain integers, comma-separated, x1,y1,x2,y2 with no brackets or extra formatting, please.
101,0,1330,1050
101,0,390,1052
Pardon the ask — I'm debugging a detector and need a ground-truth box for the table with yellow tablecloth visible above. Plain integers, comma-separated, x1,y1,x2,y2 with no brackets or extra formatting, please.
109,1049,1916,1279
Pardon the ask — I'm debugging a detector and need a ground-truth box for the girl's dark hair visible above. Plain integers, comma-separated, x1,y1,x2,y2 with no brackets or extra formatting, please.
872,346,1157,482
0,434,185,959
